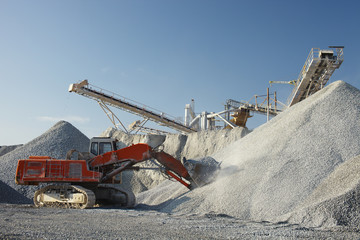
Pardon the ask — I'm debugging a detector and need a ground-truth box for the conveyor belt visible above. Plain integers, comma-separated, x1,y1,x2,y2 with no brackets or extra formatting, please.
226,99,280,117
69,80,196,133
288,48,344,106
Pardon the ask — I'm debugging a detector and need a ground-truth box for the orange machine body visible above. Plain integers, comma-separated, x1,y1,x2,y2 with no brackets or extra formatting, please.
15,157,101,185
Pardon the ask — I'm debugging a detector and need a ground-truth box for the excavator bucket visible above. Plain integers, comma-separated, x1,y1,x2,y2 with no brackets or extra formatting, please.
151,150,220,189
181,157,221,188
151,151,194,189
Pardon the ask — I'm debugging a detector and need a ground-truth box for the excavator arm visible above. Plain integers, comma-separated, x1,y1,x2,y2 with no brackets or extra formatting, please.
88,143,194,189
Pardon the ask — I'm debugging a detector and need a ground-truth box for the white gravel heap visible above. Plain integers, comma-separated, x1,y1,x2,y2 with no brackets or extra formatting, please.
0,121,89,203
0,145,22,157
138,80,360,228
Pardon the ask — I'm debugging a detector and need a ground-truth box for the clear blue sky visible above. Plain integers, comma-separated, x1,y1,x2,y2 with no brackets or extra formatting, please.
1,0,359,145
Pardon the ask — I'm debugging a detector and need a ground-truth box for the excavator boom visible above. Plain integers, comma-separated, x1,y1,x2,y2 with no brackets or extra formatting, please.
89,143,152,167
88,143,193,188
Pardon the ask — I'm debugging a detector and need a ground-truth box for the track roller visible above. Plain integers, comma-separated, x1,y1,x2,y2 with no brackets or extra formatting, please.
33,185,95,209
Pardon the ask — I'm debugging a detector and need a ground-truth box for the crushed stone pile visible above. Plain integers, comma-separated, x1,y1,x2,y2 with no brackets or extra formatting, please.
0,145,22,157
169,128,249,160
137,80,360,228
285,154,360,228
100,128,166,149
0,180,29,204
101,127,248,194
0,121,89,203
101,127,249,160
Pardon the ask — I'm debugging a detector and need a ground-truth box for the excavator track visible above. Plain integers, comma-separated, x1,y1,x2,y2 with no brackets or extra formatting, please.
96,184,136,208
33,185,96,209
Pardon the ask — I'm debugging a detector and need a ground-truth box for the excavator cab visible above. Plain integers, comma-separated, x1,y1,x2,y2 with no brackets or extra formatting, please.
89,137,117,156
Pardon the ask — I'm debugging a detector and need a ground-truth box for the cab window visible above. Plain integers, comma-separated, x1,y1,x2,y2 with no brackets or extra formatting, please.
90,142,98,156
99,142,112,155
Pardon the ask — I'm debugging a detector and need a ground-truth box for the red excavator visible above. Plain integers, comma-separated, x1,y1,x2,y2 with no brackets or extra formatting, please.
15,137,199,209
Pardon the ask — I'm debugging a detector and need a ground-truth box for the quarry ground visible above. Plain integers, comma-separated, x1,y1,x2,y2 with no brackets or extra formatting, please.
1,204,360,240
